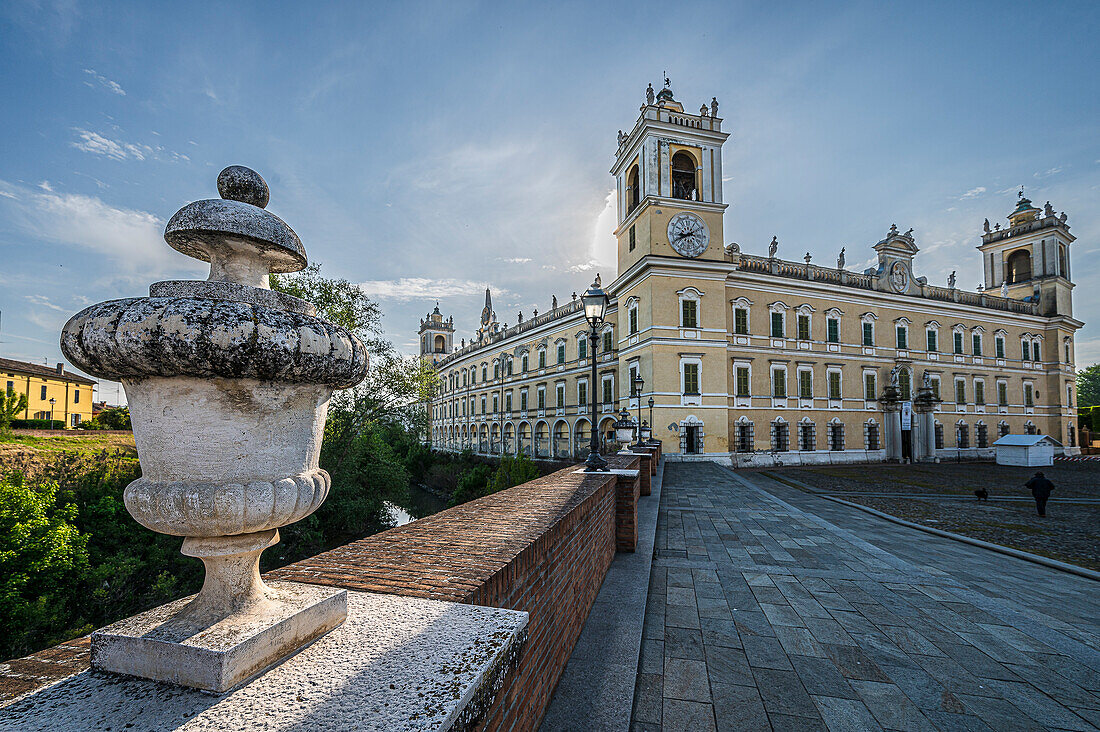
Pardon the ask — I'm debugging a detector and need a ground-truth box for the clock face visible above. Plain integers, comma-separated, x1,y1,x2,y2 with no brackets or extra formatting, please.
667,213,710,258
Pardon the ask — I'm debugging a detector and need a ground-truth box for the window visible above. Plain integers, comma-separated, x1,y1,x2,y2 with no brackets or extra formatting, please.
735,308,749,335
772,368,787,398
683,363,700,395
73,390,80,404
482,365,488,381
480,396,486,413
863,322,874,346
1007,249,1031,283
735,366,750,398
935,423,944,449
494,363,499,379
537,387,546,409
521,390,528,411
492,394,499,412
1024,383,1034,407
977,423,988,448
602,331,613,353
5,380,13,393
975,381,985,405
539,349,547,368
799,370,812,399
999,422,1009,437
578,338,587,359
557,343,566,364
71,414,79,428
864,372,876,400
578,382,587,408
865,422,880,450
828,423,845,451
828,372,842,400
953,331,964,354
671,151,697,201
1021,341,1030,361
1032,340,1041,362
997,382,1008,406
955,380,966,404
627,165,640,212
736,422,754,452
972,333,982,356
505,393,512,412
797,315,810,341
682,300,698,329
556,384,565,408
799,422,816,451
896,325,908,350
629,306,638,335
771,312,784,338
995,336,1005,359
602,377,613,405
1065,340,1072,363
926,329,938,352
522,354,529,372
957,423,970,448
628,224,636,252
40,385,47,400
899,369,911,400
772,422,789,451
827,318,840,343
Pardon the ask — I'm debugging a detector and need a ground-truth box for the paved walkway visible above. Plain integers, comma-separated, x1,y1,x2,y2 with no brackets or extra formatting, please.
631,462,1100,731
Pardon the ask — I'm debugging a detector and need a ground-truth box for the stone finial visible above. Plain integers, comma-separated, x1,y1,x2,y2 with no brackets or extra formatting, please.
572,291,577,301
804,252,812,265
60,166,368,692
889,223,898,237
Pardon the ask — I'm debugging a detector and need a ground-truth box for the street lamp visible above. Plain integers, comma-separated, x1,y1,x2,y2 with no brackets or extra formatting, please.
48,397,56,428
631,373,645,447
582,275,610,471
647,396,655,444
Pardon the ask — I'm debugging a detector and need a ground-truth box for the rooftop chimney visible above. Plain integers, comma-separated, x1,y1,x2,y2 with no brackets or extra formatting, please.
55,362,64,374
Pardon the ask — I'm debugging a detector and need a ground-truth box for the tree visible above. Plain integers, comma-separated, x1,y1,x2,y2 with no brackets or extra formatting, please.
0,388,28,432
1077,364,1100,409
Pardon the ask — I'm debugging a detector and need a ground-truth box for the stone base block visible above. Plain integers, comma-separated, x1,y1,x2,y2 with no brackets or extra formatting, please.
91,581,346,693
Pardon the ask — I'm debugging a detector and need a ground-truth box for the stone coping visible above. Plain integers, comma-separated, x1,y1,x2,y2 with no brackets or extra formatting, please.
0,591,528,731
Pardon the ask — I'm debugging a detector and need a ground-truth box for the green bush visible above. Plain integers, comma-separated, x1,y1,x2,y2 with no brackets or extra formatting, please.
78,407,132,431
10,419,64,430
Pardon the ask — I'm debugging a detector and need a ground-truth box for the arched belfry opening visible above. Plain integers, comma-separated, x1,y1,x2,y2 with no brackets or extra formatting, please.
671,152,697,201
627,164,640,213
1007,249,1031,283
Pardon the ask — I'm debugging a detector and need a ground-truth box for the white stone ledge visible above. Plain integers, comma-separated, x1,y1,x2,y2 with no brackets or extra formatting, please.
0,591,528,732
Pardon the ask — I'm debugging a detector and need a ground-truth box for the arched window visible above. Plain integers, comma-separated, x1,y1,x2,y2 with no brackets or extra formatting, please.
434,334,446,353
1059,245,1068,278
1007,249,1031,283
627,164,640,213
671,152,697,201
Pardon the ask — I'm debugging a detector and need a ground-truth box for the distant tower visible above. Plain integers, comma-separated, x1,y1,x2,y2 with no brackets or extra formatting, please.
419,303,454,367
978,193,1075,316
475,287,500,342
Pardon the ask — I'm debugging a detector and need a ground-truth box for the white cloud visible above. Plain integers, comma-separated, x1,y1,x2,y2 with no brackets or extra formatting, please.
356,277,502,301
70,128,190,163
1034,166,1064,179
83,68,126,96
26,295,67,312
499,257,532,264
958,186,986,199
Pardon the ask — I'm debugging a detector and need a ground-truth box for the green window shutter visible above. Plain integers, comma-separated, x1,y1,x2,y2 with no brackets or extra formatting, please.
975,381,984,405
772,369,786,398
735,309,748,334
578,383,587,407
954,332,963,354
996,338,1005,358
899,370,911,400
1022,341,1029,360
998,382,1007,405
827,319,839,343
736,367,750,397
683,364,699,395
927,330,937,352
538,390,545,408
578,339,587,358
682,300,698,328
972,334,981,355
829,372,841,399
896,327,907,349
556,386,564,407
602,379,612,404
864,373,876,400
630,308,638,334
799,371,812,399
557,344,565,363
539,350,546,368
603,331,613,352
771,312,784,338
863,322,873,346
797,315,809,340
628,225,636,251
955,380,965,404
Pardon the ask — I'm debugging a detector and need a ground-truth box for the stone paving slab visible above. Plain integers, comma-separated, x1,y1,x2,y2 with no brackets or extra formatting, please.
631,462,1100,731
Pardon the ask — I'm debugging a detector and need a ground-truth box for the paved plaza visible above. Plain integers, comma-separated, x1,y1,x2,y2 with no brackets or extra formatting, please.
631,462,1100,731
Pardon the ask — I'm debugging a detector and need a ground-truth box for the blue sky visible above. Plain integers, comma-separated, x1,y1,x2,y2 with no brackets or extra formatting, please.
1,0,1098,403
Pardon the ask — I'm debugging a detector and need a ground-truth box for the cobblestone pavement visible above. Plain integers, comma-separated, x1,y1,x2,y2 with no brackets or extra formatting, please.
631,462,1100,731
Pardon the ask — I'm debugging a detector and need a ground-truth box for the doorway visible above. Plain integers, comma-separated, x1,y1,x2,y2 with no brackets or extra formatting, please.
685,425,699,454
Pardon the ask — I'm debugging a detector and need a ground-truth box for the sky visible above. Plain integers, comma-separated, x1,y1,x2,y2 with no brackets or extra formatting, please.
1,0,1098,404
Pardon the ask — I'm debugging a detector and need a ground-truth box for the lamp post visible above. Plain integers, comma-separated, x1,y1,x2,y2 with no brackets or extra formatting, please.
632,373,645,447
647,396,655,444
582,275,610,471
48,397,56,428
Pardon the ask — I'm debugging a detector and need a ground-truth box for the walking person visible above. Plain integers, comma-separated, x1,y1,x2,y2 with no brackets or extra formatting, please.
1025,471,1055,517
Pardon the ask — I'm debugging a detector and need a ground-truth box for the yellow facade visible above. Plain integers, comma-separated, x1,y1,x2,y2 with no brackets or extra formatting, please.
422,82,1083,464
1,358,96,428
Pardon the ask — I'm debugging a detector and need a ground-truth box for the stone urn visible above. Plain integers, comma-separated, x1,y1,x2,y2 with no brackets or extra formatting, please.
61,166,368,692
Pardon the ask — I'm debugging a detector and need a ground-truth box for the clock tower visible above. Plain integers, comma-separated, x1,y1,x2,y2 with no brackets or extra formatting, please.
610,79,730,275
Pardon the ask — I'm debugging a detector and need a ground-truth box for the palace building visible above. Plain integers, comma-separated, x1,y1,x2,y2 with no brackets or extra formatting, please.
419,81,1083,464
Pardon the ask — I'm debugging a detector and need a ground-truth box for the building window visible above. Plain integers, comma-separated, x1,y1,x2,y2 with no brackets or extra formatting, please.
578,382,587,408
537,387,546,409
682,300,698,329
799,422,816,451
73,390,80,404
71,414,80,428
539,349,547,368
734,308,749,335
1007,249,1031,283
482,365,488,381
934,423,944,449
735,366,750,398
957,423,970,448
864,373,876,400
522,354,529,372
926,329,938,352
863,322,874,346
492,394,499,412
505,393,512,412
557,343,566,364
827,318,840,343
995,336,1005,358
494,363,500,379
602,377,614,405
975,381,985,405
40,385,47,400
798,370,812,399
735,422,754,452
797,314,810,341
865,422,880,450
578,338,587,359
771,312,785,338
896,325,908,350
671,151,697,201
629,305,639,335
683,363,700,396
771,421,790,452
1065,340,1072,363
1032,340,1041,362
977,423,988,448
629,224,636,251
556,384,565,408
627,164,640,212
997,382,1007,406
480,396,487,413
999,422,1009,437
602,330,613,353
521,391,528,411
972,333,982,356
828,371,842,400
899,369,911,401
955,380,966,404
1021,340,1030,361
772,368,787,398
828,423,845,451
1024,383,1034,407
953,331,964,354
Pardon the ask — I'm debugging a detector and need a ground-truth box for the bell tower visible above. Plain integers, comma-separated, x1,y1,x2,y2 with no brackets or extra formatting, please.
610,79,730,275
419,303,454,367
978,192,1075,316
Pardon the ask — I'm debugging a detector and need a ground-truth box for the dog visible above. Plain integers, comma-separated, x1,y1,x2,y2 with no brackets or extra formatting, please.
974,488,989,501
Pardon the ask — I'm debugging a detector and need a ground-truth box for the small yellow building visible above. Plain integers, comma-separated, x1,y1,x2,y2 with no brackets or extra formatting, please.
1,357,96,428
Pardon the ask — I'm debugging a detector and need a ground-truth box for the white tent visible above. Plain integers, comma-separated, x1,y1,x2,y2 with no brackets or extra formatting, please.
992,434,1061,467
